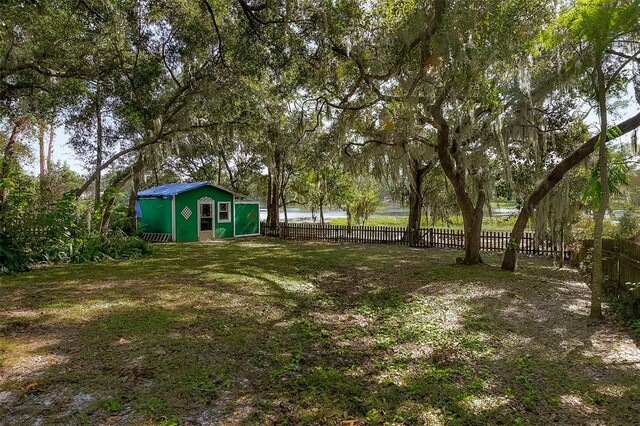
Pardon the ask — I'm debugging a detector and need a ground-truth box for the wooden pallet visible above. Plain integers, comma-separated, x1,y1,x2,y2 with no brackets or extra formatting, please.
141,233,172,242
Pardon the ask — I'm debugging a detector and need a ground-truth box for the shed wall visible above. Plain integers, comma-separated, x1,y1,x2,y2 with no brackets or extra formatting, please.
175,186,234,241
235,203,260,236
137,198,172,234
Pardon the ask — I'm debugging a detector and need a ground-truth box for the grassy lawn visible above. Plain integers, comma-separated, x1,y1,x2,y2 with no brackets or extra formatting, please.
1,240,639,425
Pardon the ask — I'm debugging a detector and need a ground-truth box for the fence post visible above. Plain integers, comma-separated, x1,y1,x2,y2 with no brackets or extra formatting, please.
261,222,589,261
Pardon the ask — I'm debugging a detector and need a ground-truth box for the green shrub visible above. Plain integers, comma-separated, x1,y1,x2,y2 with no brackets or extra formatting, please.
0,232,30,274
610,293,640,333
1,193,151,273
616,207,640,239
98,231,152,260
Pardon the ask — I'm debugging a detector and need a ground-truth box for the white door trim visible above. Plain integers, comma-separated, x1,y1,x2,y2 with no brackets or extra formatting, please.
197,198,215,241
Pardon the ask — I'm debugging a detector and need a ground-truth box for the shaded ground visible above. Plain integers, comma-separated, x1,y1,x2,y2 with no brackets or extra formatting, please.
1,239,639,425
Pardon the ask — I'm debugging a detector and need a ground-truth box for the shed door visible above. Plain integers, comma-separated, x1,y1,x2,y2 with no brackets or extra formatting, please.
198,201,214,241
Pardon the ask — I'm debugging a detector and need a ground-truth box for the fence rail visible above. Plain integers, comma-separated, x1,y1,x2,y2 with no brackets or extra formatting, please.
260,221,568,257
580,239,640,302
3,223,51,246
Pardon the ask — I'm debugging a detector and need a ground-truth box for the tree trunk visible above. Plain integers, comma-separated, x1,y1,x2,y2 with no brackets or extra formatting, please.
406,185,423,245
464,192,485,264
559,225,565,269
502,209,529,271
501,110,640,271
267,173,279,231
127,176,140,225
319,199,325,225
100,197,117,233
405,159,435,246
267,174,278,230
100,171,134,233
266,171,273,229
0,116,30,205
282,193,288,224
430,103,483,264
95,89,103,209
38,119,47,196
126,154,144,231
47,123,54,173
591,54,609,321
266,148,283,232
220,149,238,191
76,132,163,198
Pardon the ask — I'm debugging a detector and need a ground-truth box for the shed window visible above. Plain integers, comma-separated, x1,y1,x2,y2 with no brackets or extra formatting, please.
218,202,231,223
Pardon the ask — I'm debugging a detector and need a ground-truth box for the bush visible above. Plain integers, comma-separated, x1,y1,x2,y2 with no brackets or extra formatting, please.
0,193,152,273
70,231,152,262
0,232,30,275
616,206,640,239
610,292,640,335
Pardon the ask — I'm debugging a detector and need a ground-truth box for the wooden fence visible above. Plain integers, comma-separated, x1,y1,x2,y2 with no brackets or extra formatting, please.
580,239,640,301
260,221,568,257
2,222,51,245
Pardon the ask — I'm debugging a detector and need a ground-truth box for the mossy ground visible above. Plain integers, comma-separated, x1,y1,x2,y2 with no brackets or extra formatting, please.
1,239,638,425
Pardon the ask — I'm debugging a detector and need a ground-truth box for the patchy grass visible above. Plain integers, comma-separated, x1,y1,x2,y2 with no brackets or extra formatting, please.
1,239,639,425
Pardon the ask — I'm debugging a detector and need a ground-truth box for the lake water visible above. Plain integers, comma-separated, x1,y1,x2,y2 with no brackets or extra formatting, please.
258,206,627,223
259,206,520,222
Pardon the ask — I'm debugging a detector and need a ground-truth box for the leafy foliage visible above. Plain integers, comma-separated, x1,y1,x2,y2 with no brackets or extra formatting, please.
582,150,629,207
334,171,380,226
0,231,30,274
615,205,640,239
0,192,150,274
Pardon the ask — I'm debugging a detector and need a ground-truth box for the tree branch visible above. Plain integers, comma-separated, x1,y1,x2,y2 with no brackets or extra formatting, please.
607,48,640,63
201,0,225,63
76,120,241,197
161,41,183,89
343,139,396,156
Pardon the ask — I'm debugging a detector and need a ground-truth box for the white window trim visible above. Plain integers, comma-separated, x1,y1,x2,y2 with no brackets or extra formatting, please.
217,201,231,223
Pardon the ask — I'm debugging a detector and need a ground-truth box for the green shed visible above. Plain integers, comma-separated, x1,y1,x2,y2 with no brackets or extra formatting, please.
136,182,260,242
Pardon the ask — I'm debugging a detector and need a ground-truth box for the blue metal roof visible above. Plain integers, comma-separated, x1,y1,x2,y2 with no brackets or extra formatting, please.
137,181,234,198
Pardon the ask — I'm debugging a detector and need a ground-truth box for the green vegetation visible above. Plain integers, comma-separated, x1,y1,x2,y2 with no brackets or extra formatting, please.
1,240,637,424
1,193,151,275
